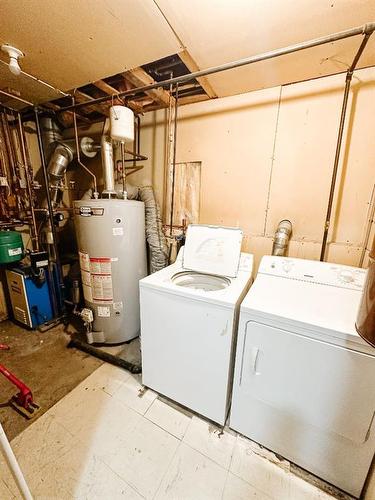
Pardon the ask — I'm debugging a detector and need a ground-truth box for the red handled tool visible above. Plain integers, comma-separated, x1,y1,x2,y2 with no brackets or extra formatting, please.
0,364,40,419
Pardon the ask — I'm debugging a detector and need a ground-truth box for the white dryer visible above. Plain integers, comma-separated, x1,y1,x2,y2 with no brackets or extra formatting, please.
140,225,253,425
230,255,375,497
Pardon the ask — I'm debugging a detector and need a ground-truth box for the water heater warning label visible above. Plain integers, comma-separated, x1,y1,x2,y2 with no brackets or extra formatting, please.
92,274,113,302
90,257,111,274
97,306,110,317
79,252,90,272
79,252,114,303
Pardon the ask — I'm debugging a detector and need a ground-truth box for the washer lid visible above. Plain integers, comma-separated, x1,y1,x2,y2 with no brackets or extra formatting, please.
183,224,243,277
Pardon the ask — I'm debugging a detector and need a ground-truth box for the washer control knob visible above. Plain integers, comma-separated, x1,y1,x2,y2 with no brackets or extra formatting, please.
283,261,293,273
339,270,354,283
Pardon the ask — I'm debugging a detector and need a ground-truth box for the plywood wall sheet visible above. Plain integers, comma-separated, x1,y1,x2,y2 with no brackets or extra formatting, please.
131,110,167,203
266,67,375,246
157,0,375,97
164,161,201,227
173,86,280,236
265,73,348,242
330,67,375,246
0,0,181,93
140,67,375,269
326,244,363,266
246,236,274,273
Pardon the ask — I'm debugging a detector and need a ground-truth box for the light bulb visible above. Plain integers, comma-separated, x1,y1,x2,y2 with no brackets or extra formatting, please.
9,57,21,76
1,44,24,77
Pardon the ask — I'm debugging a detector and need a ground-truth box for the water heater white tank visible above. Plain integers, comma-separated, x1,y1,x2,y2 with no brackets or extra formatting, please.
74,199,147,344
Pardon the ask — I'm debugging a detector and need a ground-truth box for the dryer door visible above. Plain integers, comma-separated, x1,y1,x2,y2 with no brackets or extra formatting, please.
239,321,375,443
230,320,375,497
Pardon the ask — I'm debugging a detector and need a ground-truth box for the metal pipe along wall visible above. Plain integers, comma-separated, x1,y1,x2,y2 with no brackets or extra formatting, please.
57,23,375,114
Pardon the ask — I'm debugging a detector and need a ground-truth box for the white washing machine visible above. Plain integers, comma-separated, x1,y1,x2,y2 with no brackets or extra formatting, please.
230,255,375,497
140,225,253,425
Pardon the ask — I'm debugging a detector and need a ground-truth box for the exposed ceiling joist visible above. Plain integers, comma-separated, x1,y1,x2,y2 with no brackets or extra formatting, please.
178,50,217,98
92,80,143,115
74,89,109,116
123,68,174,107
43,101,91,126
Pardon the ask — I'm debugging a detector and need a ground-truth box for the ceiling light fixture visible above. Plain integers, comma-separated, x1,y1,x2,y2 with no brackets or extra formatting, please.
1,44,24,76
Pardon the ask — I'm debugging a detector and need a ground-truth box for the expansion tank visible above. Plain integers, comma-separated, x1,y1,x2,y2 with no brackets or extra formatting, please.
74,199,147,343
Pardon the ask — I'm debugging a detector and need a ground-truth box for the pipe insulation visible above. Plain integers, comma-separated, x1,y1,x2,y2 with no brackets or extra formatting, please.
139,186,169,273
272,220,292,256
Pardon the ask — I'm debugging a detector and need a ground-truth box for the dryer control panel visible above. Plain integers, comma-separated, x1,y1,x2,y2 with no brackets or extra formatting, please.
258,256,366,290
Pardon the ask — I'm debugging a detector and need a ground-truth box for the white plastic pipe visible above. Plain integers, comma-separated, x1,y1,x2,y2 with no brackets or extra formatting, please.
0,423,33,500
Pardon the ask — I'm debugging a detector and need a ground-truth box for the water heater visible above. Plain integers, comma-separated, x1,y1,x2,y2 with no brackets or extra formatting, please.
74,199,147,344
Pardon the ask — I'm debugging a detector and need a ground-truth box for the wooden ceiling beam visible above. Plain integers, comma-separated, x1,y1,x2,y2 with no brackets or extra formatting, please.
92,80,143,115
122,68,174,107
74,89,109,116
43,102,91,126
179,50,217,99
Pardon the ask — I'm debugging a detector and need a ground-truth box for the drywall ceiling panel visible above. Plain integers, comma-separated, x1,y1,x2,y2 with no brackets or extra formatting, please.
0,0,181,102
204,36,375,97
156,0,375,96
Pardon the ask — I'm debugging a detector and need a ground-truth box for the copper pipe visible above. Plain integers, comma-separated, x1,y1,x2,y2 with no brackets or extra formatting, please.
163,73,174,223
169,83,179,237
320,32,372,261
17,113,39,251
72,97,98,198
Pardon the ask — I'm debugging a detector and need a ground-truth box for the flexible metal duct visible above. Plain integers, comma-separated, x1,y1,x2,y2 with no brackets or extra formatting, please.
139,186,169,273
356,236,375,347
272,220,292,256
